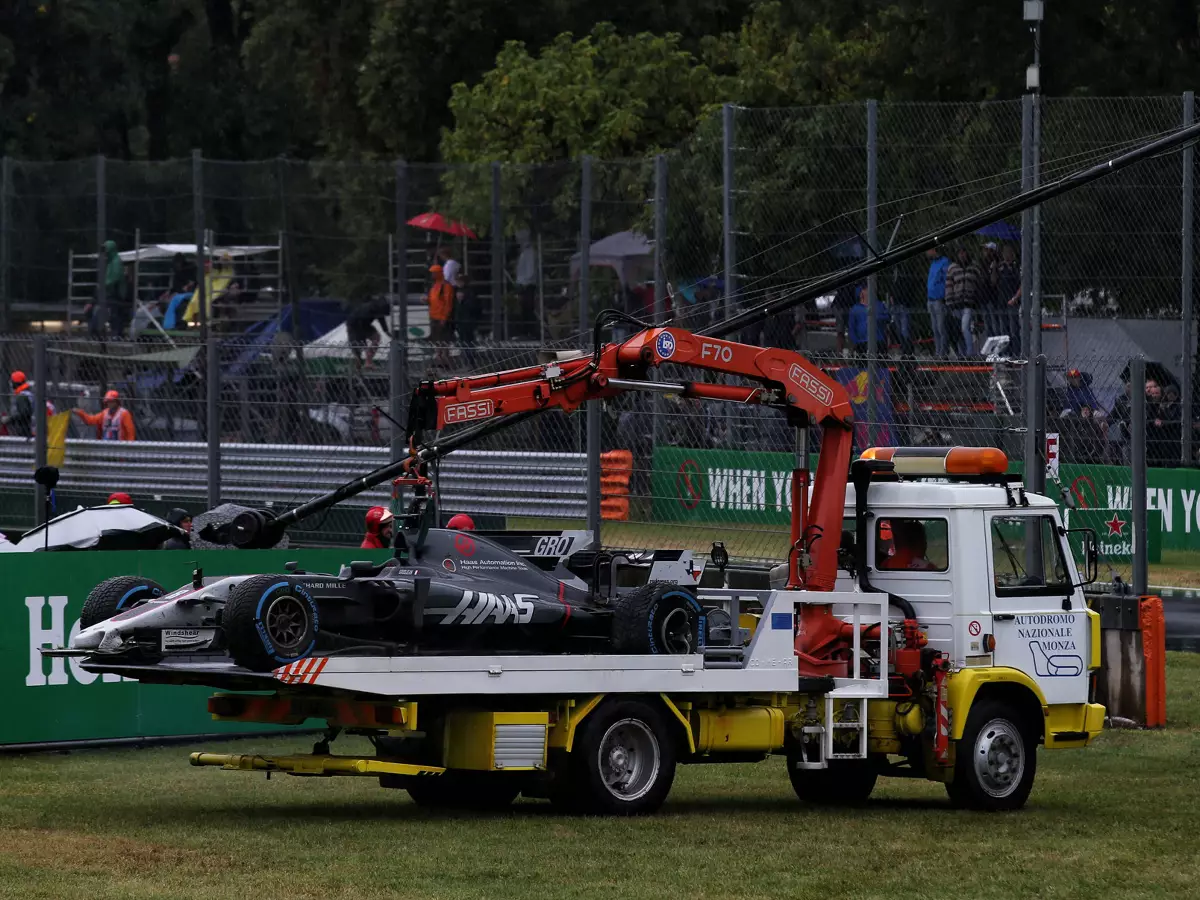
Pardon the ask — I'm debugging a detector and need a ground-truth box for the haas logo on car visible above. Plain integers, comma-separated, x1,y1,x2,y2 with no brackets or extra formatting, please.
788,363,834,406
444,399,495,424
433,590,536,625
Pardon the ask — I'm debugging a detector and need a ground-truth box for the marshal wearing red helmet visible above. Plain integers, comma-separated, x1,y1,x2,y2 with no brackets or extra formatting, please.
446,513,474,531
361,506,394,549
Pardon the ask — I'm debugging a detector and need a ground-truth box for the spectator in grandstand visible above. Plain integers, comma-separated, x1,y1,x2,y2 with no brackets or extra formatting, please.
73,390,136,442
166,252,192,296
1059,407,1107,465
346,294,391,369
1063,368,1100,412
847,284,889,357
945,245,982,357
83,240,129,337
360,506,393,549
1150,382,1183,468
183,253,234,326
162,508,192,550
925,246,950,357
426,264,454,364
998,243,1022,355
453,272,480,364
979,242,1005,347
515,229,537,320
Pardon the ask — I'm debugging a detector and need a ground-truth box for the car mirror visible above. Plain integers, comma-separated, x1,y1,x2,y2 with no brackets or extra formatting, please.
1067,526,1099,587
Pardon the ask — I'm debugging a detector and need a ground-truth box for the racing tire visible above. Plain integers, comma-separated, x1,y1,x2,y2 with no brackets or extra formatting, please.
611,582,703,655
946,700,1037,811
224,575,319,672
558,698,677,816
786,756,878,806
80,576,165,629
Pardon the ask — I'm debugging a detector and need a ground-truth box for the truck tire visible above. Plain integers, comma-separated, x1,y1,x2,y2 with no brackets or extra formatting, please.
786,757,877,806
224,575,319,672
611,582,703,655
406,774,520,811
560,698,677,815
947,700,1037,811
80,576,165,629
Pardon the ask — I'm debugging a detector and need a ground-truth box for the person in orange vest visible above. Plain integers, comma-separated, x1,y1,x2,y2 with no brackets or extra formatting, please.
361,506,394,549
73,390,136,441
427,264,454,365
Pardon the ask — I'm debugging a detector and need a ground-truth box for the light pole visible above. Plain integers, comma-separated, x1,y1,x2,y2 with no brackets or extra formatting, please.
1025,1,1043,360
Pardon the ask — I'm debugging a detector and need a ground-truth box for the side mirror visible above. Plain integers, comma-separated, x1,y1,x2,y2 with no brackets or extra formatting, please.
1067,527,1099,587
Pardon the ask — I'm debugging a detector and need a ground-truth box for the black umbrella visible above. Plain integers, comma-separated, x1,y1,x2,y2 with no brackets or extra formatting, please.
11,505,184,552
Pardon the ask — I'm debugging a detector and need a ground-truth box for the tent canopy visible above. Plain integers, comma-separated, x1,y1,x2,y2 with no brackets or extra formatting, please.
80,243,279,263
569,231,654,287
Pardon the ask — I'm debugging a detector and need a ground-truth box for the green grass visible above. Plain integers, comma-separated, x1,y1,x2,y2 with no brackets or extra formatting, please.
2,655,1199,899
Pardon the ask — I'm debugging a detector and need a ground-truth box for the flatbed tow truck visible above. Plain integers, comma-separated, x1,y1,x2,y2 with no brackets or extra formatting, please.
54,119,1200,815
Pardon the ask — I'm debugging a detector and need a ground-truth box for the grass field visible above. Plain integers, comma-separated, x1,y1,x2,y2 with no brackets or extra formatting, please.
2,655,1199,900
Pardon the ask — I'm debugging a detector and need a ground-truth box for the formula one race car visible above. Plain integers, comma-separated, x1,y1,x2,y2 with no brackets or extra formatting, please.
71,523,726,672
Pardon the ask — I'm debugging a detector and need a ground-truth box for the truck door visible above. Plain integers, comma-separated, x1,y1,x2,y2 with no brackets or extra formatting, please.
987,513,1088,705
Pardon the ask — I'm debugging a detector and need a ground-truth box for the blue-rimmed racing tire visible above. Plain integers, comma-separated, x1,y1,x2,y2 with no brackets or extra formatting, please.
80,576,165,629
225,575,319,672
611,582,704,655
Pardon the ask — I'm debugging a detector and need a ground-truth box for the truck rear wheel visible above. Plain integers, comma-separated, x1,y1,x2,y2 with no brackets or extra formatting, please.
80,576,165,629
947,700,1037,811
786,757,877,806
557,699,677,815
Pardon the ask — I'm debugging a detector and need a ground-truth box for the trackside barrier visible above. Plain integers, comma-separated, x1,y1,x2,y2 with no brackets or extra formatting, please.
600,450,632,521
1140,596,1167,727
2,547,391,748
0,437,588,519
1090,592,1167,727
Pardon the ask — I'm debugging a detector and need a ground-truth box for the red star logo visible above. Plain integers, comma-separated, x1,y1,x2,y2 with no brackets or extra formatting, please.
1105,514,1126,537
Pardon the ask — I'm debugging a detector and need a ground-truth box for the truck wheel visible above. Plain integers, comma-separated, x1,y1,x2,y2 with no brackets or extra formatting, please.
224,575,319,672
786,757,877,805
406,774,520,811
562,699,676,815
611,582,703,655
80,576,165,629
947,700,1037,811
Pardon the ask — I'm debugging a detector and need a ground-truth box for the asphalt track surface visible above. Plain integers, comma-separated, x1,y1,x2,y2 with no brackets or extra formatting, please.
1164,592,1200,651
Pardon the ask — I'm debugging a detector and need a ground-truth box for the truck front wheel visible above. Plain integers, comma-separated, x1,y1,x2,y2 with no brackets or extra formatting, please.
947,700,1037,811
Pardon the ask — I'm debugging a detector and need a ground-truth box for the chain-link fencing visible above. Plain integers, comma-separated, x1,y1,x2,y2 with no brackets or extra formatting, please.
0,96,1197,563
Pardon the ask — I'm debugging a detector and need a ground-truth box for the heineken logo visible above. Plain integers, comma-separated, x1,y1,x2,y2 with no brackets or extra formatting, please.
1105,514,1127,537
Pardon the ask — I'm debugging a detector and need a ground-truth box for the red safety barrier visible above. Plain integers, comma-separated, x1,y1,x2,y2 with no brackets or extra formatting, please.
1139,596,1167,727
600,450,633,521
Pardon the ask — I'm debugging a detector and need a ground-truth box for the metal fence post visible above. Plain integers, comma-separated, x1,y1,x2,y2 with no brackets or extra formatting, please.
96,154,106,334
1028,354,1046,495
491,162,503,340
33,335,47,522
0,156,9,334
192,150,207,342
207,335,220,508
866,99,879,445
1181,91,1195,466
391,160,409,463
1031,93,1043,360
581,156,601,545
722,103,736,321
653,154,667,449
1131,357,1148,595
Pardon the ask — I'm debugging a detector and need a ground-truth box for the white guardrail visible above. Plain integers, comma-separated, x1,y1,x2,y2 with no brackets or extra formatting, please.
0,437,588,519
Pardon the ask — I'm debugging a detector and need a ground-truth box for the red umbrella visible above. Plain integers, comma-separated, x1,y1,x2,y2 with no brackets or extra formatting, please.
406,211,478,240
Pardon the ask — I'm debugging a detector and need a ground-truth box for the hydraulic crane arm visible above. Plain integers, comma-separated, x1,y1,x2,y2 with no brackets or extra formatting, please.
405,323,854,591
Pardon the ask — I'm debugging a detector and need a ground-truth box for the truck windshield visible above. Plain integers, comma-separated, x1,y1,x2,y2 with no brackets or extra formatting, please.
991,515,1071,593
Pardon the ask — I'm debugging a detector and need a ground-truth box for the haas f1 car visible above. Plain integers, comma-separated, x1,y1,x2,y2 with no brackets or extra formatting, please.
71,515,725,672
